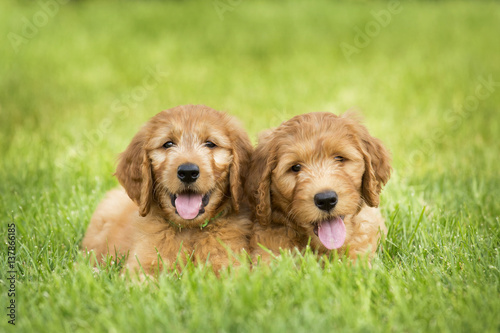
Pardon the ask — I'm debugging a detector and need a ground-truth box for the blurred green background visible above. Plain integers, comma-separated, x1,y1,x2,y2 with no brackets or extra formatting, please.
1,0,499,332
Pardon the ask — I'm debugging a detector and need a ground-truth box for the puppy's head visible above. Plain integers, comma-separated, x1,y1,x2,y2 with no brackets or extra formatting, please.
247,112,391,250
115,105,252,228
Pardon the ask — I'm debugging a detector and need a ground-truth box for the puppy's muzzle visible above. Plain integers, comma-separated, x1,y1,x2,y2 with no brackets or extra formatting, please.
314,191,338,212
177,163,200,184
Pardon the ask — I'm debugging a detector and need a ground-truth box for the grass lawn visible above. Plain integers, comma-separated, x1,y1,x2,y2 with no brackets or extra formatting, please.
1,0,499,332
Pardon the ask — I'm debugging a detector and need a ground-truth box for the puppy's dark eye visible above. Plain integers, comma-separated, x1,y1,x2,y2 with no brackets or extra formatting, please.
205,141,217,149
163,141,175,149
291,164,301,172
335,156,345,162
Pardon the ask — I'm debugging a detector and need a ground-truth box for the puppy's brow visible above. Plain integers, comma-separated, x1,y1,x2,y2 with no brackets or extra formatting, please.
279,152,301,164
204,128,230,145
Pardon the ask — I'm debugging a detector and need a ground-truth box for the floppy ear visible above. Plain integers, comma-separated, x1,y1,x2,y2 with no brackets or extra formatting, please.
115,126,153,217
228,124,253,213
245,130,276,226
360,133,392,207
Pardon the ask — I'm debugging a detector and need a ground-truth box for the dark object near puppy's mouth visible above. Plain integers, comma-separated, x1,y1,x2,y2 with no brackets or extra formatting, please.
170,192,210,220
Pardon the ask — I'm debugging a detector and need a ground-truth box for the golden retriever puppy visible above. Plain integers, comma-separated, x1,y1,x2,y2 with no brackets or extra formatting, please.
82,105,253,275
247,112,391,262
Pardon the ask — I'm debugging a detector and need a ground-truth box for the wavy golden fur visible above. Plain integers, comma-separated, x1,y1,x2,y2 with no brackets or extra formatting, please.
247,112,391,262
82,105,253,275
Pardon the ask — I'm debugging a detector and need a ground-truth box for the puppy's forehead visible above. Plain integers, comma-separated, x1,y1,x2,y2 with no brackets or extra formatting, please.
277,119,357,154
278,136,358,165
148,110,231,148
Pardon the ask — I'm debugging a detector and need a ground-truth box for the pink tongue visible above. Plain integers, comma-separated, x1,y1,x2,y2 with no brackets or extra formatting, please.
175,193,203,220
318,217,346,250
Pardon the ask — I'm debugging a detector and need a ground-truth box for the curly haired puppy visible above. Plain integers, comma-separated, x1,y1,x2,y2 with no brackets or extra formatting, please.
247,112,391,262
82,105,253,275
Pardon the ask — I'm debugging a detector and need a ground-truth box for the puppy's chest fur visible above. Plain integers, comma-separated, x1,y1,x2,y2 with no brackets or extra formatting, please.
130,214,251,273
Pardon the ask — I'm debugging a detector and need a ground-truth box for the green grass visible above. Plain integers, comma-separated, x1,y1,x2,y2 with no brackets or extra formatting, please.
1,0,500,332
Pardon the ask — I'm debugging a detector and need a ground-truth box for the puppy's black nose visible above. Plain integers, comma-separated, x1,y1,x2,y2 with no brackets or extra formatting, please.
314,191,338,212
177,163,200,183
